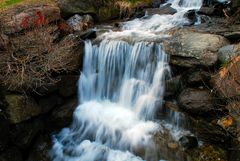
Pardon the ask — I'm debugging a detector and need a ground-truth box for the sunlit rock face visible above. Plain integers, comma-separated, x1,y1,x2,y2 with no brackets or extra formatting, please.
50,0,204,160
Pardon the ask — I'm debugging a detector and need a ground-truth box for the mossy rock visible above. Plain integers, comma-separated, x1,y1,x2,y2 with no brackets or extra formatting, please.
5,95,41,124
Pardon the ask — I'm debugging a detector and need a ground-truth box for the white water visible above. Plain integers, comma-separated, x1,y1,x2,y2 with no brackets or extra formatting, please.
51,0,203,160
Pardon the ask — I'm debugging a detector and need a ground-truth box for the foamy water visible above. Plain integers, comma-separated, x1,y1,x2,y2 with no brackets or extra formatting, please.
51,0,203,160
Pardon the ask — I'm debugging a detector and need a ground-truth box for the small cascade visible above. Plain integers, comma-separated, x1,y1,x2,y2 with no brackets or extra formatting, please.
51,40,171,161
51,0,203,160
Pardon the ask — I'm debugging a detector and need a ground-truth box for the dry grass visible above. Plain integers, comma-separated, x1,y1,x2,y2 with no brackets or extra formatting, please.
115,0,151,17
0,25,82,91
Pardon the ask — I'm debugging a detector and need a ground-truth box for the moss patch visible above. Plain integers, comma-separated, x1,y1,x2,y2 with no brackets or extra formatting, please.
0,0,55,10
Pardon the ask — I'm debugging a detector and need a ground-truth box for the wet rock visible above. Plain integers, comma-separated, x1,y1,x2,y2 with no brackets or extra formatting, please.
198,7,215,15
5,95,42,124
211,56,240,99
218,43,240,63
27,135,52,161
0,5,60,34
144,4,177,16
0,114,9,152
58,75,79,97
79,29,97,40
165,75,182,98
179,135,198,149
10,119,43,149
164,31,229,67
186,70,211,86
178,88,215,115
48,97,78,129
152,0,167,8
67,14,94,31
184,10,198,25
132,11,146,19
0,147,23,161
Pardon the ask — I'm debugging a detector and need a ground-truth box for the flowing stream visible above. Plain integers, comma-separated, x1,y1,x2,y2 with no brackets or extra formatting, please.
51,0,203,161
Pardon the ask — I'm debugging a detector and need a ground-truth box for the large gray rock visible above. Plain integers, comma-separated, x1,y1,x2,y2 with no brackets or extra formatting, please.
178,88,215,114
218,43,240,63
164,31,229,67
67,14,94,31
5,95,42,124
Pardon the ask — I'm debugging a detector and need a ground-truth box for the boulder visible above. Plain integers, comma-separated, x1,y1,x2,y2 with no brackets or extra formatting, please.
67,14,94,31
27,135,52,161
184,10,198,25
5,95,42,124
47,97,78,129
0,147,22,161
211,56,240,99
0,5,60,34
9,119,43,149
218,43,240,63
198,7,215,15
164,31,229,67
144,4,177,16
152,0,167,8
179,135,198,149
56,0,119,21
178,88,215,115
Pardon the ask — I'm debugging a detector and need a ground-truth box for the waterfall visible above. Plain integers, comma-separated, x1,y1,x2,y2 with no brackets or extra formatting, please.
51,0,203,160
51,40,171,161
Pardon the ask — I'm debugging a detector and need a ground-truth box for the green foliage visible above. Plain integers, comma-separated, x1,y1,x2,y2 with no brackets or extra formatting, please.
0,0,23,8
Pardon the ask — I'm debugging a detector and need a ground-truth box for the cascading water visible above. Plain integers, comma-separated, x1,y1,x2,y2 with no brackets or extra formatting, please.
51,0,203,160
